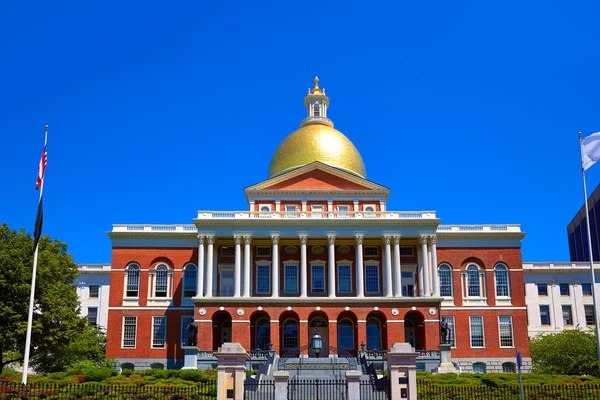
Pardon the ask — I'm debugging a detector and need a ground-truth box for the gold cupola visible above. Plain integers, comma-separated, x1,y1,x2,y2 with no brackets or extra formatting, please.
267,77,367,179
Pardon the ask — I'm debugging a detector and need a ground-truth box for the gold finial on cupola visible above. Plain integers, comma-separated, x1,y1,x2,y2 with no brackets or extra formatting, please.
311,76,324,95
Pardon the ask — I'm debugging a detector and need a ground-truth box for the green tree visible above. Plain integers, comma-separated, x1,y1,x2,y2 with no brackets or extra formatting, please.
0,223,106,373
530,328,599,376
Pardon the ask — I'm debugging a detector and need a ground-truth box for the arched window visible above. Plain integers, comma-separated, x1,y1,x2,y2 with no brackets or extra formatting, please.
366,318,382,350
125,263,140,297
121,362,134,371
313,103,321,117
282,319,299,350
151,363,164,370
260,206,270,212
494,264,510,297
255,318,271,350
473,362,486,374
155,264,169,297
338,319,354,350
365,206,375,212
183,264,197,297
438,264,453,297
467,264,481,297
502,362,516,373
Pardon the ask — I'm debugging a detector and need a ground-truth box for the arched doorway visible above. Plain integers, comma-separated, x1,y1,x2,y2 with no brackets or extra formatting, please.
279,311,300,353
212,310,232,350
365,311,387,350
404,310,425,350
337,311,358,356
308,313,329,357
250,311,271,350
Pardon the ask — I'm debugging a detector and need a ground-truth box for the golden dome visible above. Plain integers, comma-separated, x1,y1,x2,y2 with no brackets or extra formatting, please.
268,122,367,179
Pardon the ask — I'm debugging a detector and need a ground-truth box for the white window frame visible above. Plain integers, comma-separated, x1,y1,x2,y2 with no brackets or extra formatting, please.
337,261,353,294
337,205,350,218
494,263,511,305
148,263,173,299
469,316,485,348
87,307,98,326
258,204,272,212
310,263,326,294
310,205,324,219
219,265,235,297
283,261,299,293
182,263,198,299
181,316,194,347
122,316,137,349
364,262,381,295
89,285,100,298
539,305,551,326
255,261,271,294
498,316,514,348
562,305,573,326
152,316,167,349
462,263,486,304
438,263,453,298
124,263,141,299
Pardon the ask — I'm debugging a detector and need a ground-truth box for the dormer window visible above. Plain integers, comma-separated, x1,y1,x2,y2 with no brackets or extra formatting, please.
313,103,321,117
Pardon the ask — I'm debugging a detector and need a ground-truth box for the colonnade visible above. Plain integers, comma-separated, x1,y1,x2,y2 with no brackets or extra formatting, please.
195,234,440,298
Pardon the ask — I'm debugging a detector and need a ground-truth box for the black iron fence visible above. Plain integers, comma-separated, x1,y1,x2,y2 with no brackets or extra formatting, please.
287,378,346,400
360,378,389,400
418,381,600,400
0,382,217,399
243,378,275,400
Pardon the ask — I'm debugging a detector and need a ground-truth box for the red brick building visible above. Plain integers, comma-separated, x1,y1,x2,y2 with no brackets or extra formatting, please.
105,78,530,373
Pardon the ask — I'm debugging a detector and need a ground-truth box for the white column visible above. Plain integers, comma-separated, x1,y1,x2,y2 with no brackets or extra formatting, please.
243,236,252,297
328,235,336,297
393,235,402,297
383,236,393,297
355,235,364,297
234,236,242,297
197,235,205,298
205,236,214,297
272,235,280,297
300,235,308,297
420,235,430,297
430,236,440,297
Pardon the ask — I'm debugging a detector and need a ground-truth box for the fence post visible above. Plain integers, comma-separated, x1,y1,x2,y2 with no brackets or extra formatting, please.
273,370,289,400
215,342,249,400
387,342,418,400
346,370,361,400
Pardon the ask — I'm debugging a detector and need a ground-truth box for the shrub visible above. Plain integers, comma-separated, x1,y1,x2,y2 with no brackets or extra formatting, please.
179,369,207,382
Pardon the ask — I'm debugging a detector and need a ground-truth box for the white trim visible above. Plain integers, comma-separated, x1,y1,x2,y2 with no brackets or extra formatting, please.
493,263,512,305
196,319,213,322
231,320,250,323
336,260,353,294
424,319,440,322
258,204,272,212
498,315,515,348
328,320,337,323
283,261,299,294
109,306,194,310
469,315,485,348
442,306,526,310
386,320,405,323
255,261,271,294
121,315,137,349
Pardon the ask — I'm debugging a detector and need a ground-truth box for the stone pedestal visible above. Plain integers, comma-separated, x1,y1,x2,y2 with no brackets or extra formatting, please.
345,370,362,400
273,370,289,400
387,342,418,400
433,344,460,374
215,343,249,400
181,346,199,369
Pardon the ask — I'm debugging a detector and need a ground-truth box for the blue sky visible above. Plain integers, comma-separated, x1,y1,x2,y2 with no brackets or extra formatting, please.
1,1,600,263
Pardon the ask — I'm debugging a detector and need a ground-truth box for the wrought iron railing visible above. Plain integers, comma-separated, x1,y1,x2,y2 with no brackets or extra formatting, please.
416,349,441,357
418,381,600,399
244,378,275,400
288,378,347,400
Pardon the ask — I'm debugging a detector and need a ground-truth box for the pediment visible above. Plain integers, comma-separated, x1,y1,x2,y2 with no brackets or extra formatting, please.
245,162,389,194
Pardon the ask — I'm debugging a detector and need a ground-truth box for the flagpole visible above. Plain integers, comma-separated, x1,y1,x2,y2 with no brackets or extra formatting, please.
21,125,48,385
578,131,600,375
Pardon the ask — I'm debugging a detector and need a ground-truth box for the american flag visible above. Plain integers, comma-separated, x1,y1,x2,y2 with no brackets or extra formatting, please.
36,144,47,190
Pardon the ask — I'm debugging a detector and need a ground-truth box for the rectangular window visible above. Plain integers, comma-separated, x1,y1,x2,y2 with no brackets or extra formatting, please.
311,205,324,218
183,267,197,297
399,246,414,256
537,283,547,296
559,283,570,296
338,265,352,293
498,316,514,347
562,305,573,325
220,247,235,257
337,205,349,217
123,316,137,348
181,316,194,347
540,305,551,325
469,316,484,348
152,316,167,348
284,264,298,293
256,265,271,294
364,246,379,257
445,316,456,347
87,307,98,326
155,273,168,298
585,305,595,325
256,247,271,257
365,264,380,294
89,285,99,298
311,265,325,293
285,205,297,218
582,283,593,296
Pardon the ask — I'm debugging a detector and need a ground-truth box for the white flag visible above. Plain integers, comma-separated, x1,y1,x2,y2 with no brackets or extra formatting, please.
582,132,600,170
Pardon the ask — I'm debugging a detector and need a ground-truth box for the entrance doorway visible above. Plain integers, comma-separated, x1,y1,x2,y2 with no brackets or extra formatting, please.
308,317,328,357
404,311,425,350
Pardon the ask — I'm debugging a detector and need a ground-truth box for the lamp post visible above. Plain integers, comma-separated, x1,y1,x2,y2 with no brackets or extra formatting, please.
311,327,323,358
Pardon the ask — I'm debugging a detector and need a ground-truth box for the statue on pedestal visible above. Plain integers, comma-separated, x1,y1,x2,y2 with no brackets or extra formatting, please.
440,317,450,345
187,321,198,347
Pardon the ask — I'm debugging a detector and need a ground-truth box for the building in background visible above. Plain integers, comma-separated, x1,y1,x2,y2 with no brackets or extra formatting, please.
75,264,111,330
102,78,530,373
524,262,599,337
567,183,600,262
